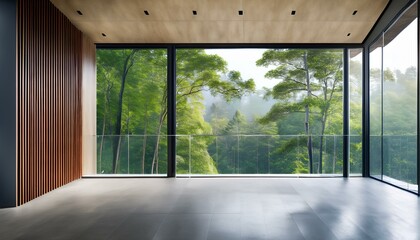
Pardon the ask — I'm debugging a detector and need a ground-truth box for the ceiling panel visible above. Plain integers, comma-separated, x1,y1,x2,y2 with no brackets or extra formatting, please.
243,20,371,43
51,0,389,44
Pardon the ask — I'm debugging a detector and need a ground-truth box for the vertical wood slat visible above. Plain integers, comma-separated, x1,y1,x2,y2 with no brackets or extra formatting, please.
17,0,83,206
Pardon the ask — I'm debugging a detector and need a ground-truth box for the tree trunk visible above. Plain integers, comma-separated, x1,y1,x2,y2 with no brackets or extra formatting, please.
99,113,106,173
319,135,323,173
303,51,314,173
319,80,330,173
151,83,168,174
126,111,130,173
112,50,138,173
141,103,149,174
319,115,327,174
151,110,167,174
333,135,337,173
114,136,122,173
99,71,113,173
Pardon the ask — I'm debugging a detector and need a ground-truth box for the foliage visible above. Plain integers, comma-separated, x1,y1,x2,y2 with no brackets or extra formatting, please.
96,47,416,185
97,49,255,174
256,49,343,173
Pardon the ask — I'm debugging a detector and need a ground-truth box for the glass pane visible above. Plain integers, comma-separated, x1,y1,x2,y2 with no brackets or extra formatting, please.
383,11,418,191
97,135,128,174
369,36,383,180
176,49,344,175
96,49,167,175
349,49,363,175
368,2,418,193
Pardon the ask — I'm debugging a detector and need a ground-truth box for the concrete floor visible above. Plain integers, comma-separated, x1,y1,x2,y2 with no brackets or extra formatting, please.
0,178,419,240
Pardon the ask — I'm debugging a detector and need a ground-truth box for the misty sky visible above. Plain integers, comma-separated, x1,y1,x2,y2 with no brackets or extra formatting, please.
205,48,276,90
205,19,417,90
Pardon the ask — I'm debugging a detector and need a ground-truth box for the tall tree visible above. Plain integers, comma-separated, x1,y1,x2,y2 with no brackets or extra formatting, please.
171,49,256,174
112,50,139,173
256,49,343,173
97,65,114,170
97,49,254,174
97,49,140,173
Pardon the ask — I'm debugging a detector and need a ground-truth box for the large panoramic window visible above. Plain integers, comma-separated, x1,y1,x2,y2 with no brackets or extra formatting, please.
94,48,367,178
96,49,167,175
369,2,418,192
176,49,344,175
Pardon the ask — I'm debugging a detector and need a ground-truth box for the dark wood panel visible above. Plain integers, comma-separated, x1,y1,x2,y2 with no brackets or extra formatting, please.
17,0,83,205
0,0,18,208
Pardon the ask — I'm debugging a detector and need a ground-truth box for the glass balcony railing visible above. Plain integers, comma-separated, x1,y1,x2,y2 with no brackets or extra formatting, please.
370,135,418,192
176,135,345,176
95,134,364,177
96,135,167,175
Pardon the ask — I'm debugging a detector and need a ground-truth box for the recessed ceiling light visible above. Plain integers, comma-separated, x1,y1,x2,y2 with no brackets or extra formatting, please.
239,10,243,15
102,33,107,37
144,10,149,16
352,10,358,15
347,33,351,37
193,10,197,15
291,10,296,15
76,10,83,16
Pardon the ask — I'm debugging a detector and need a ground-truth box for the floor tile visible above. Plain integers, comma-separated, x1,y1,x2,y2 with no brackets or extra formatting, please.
0,178,418,240
153,214,211,240
207,214,241,240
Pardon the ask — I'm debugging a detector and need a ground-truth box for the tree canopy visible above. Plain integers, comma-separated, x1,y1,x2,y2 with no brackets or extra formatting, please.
96,48,416,184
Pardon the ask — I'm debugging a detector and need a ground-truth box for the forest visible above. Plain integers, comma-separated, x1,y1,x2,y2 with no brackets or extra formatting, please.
96,48,416,184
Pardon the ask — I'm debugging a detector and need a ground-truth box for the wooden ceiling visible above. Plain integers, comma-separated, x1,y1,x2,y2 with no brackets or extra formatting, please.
50,0,389,44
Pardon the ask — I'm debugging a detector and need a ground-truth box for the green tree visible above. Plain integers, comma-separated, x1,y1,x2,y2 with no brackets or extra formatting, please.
97,49,255,175
97,49,167,174
176,50,256,174
256,49,343,173
97,49,140,173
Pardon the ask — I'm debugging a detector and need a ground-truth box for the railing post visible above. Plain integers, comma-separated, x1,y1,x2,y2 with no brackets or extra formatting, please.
167,45,176,177
189,135,192,177
127,135,130,174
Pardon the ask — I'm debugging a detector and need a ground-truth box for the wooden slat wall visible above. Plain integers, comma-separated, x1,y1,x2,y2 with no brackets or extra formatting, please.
17,0,83,205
